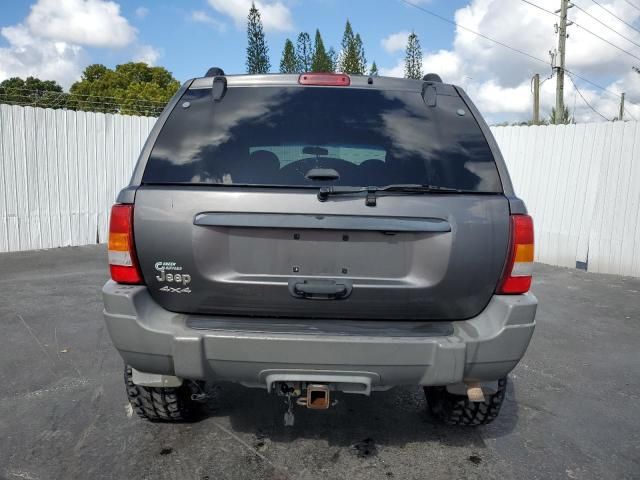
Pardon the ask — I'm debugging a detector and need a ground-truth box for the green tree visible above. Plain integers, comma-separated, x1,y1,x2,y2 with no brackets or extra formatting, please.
82,64,110,82
340,20,354,53
280,38,298,73
311,30,334,72
0,76,67,108
69,62,180,116
327,47,338,72
296,32,312,72
404,31,423,80
354,33,367,74
369,61,379,77
246,2,270,74
550,105,573,125
338,20,362,74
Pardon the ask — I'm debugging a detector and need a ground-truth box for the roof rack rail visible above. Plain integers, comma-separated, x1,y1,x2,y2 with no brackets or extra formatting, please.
205,67,225,77
423,73,442,83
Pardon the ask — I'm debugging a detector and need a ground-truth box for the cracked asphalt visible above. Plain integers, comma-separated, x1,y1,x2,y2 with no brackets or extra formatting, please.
0,245,639,479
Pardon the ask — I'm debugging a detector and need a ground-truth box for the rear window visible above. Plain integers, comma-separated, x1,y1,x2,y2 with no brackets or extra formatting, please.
144,86,502,192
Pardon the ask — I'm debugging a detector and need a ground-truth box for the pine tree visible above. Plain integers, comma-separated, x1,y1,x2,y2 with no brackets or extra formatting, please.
327,47,338,72
246,3,271,74
311,30,334,72
341,20,354,53
354,34,366,74
550,105,573,124
338,20,361,74
404,31,423,80
280,39,298,73
296,32,312,72
369,61,379,77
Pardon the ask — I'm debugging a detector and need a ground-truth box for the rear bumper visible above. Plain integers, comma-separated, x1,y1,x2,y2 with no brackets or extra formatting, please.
102,281,536,390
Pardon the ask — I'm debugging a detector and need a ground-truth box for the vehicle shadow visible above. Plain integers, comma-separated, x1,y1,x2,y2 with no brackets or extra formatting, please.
198,379,520,450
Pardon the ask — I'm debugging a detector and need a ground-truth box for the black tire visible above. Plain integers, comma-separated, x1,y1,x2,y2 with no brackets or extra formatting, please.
424,377,507,426
124,365,200,422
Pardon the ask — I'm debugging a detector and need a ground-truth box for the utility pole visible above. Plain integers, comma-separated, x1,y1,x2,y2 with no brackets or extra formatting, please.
554,0,572,124
618,92,626,121
533,74,540,125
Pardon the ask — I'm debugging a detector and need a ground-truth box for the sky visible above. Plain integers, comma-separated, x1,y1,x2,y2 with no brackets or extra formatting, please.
1,0,639,123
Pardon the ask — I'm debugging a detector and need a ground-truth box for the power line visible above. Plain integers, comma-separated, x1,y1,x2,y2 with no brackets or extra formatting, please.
520,0,559,16
0,87,169,105
567,72,611,120
0,92,165,115
396,0,553,67
519,0,640,62
564,70,637,107
623,0,640,13
625,107,637,120
398,0,638,108
572,2,640,49
587,0,640,35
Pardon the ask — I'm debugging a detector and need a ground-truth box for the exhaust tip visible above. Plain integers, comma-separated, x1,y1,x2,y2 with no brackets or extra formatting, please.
466,382,486,403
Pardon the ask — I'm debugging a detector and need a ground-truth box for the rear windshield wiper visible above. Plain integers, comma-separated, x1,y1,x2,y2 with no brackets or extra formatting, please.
317,184,484,206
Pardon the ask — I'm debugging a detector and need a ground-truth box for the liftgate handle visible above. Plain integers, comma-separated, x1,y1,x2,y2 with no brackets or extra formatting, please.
289,279,353,299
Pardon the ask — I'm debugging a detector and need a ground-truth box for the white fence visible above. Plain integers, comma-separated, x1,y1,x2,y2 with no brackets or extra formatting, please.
0,104,155,252
0,103,639,277
493,121,640,277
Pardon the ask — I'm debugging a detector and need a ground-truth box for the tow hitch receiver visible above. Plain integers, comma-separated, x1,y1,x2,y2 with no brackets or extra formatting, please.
297,384,331,409
278,382,333,426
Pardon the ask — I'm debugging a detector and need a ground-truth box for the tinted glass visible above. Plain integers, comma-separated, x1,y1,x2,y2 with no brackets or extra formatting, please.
144,86,502,191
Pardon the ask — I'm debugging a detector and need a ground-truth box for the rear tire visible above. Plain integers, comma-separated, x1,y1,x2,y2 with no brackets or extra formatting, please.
424,377,507,426
124,365,200,422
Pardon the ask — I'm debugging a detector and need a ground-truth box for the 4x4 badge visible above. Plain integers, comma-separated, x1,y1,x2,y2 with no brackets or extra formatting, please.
159,285,192,294
155,261,192,293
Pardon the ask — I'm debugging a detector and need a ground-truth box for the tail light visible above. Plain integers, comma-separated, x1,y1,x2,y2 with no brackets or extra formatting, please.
497,214,534,294
108,204,143,284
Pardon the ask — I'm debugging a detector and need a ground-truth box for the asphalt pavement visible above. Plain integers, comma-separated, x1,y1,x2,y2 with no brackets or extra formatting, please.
0,245,638,480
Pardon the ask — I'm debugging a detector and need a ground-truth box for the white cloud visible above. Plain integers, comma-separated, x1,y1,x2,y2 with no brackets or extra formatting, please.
206,0,293,32
380,49,464,81
467,80,532,114
0,24,86,89
135,6,149,18
26,0,137,48
381,0,640,123
0,0,163,88
133,44,160,65
381,31,409,54
422,50,463,81
190,10,227,32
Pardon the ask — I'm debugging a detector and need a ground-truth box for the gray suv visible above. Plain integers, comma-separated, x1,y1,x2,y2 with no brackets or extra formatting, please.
103,71,536,426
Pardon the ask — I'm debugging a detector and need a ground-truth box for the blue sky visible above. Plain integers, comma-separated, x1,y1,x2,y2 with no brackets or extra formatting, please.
1,0,639,122
1,0,466,81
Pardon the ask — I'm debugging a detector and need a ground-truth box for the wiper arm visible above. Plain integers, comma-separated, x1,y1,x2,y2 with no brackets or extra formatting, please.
317,184,471,206
317,186,370,202
379,184,467,193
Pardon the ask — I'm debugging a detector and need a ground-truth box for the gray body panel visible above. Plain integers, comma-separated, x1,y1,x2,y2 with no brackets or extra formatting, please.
133,187,510,320
103,281,536,389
